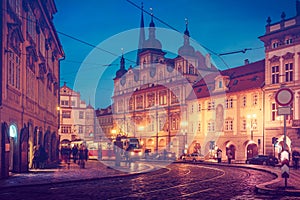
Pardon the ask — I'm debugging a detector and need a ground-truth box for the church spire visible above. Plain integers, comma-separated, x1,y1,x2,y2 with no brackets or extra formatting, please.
136,2,146,66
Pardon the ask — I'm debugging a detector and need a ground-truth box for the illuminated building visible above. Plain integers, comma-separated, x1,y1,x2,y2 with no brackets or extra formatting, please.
0,0,64,177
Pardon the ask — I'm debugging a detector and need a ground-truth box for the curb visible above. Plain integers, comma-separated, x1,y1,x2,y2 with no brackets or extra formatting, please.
177,160,300,196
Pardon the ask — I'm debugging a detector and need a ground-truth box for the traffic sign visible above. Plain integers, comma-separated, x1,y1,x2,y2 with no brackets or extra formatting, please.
275,88,293,106
281,164,290,178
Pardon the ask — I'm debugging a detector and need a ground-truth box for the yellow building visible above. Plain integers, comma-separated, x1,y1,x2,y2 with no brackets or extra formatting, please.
259,6,300,158
0,0,64,177
187,60,265,162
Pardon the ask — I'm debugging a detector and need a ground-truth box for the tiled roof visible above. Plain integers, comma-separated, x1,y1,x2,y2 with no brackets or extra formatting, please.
188,59,265,100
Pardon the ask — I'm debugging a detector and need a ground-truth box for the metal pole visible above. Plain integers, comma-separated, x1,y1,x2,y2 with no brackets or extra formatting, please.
283,114,286,151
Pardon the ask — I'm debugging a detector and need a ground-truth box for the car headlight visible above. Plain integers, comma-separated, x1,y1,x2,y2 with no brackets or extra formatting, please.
130,152,134,156
138,152,142,156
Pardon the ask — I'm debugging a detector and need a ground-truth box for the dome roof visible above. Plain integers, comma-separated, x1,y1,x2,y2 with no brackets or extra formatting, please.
143,37,162,50
178,43,195,57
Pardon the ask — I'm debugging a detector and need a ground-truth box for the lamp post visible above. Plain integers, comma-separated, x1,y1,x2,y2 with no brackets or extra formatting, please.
247,114,257,141
180,121,188,154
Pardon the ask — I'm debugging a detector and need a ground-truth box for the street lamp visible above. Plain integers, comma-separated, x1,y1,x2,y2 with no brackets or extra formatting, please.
180,121,188,154
247,114,257,141
111,129,117,139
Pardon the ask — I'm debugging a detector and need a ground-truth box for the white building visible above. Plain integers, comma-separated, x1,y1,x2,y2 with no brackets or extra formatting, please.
59,83,96,146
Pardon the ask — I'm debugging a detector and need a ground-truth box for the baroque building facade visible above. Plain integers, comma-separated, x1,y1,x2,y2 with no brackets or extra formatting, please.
112,11,217,156
0,0,64,178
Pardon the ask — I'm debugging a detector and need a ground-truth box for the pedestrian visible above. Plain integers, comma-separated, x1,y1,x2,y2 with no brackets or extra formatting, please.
78,144,85,168
72,145,78,163
84,146,89,162
32,146,39,169
38,146,48,169
227,149,232,164
292,150,300,169
217,149,222,163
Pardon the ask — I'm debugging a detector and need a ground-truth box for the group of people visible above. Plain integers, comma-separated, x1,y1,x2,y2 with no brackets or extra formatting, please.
61,144,89,168
32,145,49,169
216,148,233,164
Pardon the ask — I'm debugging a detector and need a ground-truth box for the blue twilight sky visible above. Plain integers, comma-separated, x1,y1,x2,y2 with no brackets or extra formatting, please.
53,0,296,109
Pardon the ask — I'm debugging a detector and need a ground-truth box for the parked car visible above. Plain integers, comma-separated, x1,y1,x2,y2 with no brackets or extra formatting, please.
182,153,204,163
245,155,279,166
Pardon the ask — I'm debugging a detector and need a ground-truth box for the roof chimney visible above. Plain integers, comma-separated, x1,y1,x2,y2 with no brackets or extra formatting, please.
244,59,249,65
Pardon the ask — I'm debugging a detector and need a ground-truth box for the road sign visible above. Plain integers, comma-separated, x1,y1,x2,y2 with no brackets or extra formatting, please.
281,164,290,178
281,150,290,180
275,88,293,106
278,106,291,115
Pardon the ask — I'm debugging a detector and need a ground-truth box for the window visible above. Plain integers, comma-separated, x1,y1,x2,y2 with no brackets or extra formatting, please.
225,120,233,131
61,100,69,106
191,104,194,113
242,96,247,107
79,111,84,119
272,41,279,49
271,66,279,84
271,103,277,121
218,80,223,88
253,94,258,106
62,111,71,118
286,38,293,45
208,122,215,132
118,100,124,112
147,93,155,107
159,91,167,105
226,98,233,109
198,121,201,132
129,98,134,111
189,65,194,74
285,63,293,82
242,119,247,131
171,89,179,104
71,101,76,107
207,101,215,111
136,95,143,109
61,126,71,133
198,103,201,112
78,126,83,134
171,117,179,130
8,51,20,89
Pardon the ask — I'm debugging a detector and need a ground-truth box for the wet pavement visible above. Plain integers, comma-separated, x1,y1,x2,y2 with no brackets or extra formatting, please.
0,159,299,197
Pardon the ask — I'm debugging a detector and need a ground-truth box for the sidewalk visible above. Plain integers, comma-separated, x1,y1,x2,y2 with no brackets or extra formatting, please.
0,160,153,189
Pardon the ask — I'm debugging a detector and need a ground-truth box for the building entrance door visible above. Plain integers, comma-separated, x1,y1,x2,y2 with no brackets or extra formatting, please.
247,143,258,159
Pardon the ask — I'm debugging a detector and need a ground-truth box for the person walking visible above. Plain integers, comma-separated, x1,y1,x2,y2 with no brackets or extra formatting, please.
32,146,39,169
78,144,85,169
84,146,89,162
72,145,78,163
227,149,232,164
217,149,222,163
